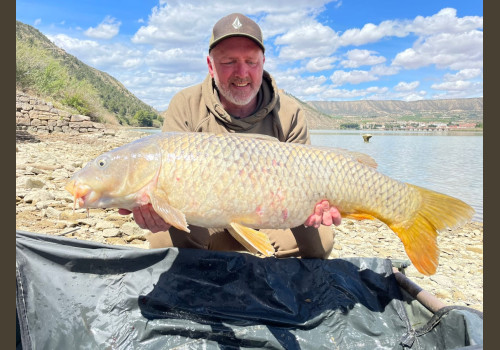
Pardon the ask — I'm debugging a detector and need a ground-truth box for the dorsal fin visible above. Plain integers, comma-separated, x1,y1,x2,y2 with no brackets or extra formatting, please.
323,147,378,169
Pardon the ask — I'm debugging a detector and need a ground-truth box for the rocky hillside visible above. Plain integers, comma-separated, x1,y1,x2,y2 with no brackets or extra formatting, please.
307,98,483,119
16,21,159,126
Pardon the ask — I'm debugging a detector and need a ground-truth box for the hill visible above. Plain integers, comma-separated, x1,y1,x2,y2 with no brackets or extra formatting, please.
16,21,159,126
306,98,483,120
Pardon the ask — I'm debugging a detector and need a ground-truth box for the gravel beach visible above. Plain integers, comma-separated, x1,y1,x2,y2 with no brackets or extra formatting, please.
16,129,483,312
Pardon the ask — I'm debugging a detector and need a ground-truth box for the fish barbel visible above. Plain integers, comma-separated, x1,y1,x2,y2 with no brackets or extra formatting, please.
66,132,474,275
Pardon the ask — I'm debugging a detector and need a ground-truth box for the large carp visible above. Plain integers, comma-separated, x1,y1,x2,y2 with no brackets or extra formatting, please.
66,132,474,275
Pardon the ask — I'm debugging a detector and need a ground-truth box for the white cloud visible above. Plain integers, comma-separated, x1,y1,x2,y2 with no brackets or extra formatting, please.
120,71,205,110
431,80,473,91
339,21,410,47
305,57,338,72
130,0,335,48
400,91,428,101
144,48,206,73
328,65,399,87
122,58,143,69
338,7,482,48
394,81,420,92
320,87,376,99
410,8,483,36
330,70,377,86
34,18,42,26
369,64,400,76
48,34,99,51
275,22,340,60
443,68,482,81
341,49,386,68
392,31,483,70
274,71,327,95
84,16,121,40
47,34,143,71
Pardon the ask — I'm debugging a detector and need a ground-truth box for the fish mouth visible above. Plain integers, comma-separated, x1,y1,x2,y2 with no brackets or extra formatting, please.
65,180,95,209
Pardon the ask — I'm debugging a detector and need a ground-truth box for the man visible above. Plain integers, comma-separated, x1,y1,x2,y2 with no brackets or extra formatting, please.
121,13,341,258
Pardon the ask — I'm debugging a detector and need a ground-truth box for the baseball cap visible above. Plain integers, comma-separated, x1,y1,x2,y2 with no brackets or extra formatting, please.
209,13,265,52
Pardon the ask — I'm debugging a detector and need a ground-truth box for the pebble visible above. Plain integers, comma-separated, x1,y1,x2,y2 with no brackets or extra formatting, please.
15,130,484,312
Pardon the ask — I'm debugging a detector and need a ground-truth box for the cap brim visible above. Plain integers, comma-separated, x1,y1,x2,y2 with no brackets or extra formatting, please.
209,34,265,52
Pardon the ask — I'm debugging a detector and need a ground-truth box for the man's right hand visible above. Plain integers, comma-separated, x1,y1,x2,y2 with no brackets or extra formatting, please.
304,200,342,228
118,204,171,233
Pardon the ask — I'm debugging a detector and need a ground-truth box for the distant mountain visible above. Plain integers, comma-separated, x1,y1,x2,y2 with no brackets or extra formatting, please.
306,98,483,119
16,21,158,126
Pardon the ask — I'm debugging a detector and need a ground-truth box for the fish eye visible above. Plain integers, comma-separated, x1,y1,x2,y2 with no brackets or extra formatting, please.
96,156,109,169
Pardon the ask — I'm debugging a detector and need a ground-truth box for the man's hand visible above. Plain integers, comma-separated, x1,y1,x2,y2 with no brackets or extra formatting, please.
304,200,342,228
118,204,171,233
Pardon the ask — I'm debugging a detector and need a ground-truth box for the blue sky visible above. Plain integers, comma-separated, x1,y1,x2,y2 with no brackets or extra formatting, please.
16,0,483,112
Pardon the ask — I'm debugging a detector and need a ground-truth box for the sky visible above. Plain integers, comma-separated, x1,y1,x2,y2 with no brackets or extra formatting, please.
16,0,483,112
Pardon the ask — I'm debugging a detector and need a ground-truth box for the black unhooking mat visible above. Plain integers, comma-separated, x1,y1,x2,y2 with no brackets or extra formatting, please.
16,231,483,349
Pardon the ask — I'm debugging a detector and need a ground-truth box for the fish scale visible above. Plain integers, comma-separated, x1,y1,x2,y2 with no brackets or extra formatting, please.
66,131,474,275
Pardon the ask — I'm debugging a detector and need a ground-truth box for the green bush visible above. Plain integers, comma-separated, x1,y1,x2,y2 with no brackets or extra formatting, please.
62,94,91,116
133,110,157,127
340,123,360,130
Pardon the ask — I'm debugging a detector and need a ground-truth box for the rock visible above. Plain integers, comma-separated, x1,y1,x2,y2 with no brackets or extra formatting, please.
104,129,117,136
23,190,55,204
24,178,46,189
52,168,70,179
70,115,91,122
45,207,62,219
60,211,88,220
77,217,101,227
35,200,60,209
102,228,121,237
95,221,117,230
120,222,145,236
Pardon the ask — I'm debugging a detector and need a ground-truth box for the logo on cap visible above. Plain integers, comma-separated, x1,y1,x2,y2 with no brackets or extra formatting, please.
232,17,242,29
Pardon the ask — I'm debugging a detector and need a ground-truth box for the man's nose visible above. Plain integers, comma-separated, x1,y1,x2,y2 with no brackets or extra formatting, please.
233,62,249,77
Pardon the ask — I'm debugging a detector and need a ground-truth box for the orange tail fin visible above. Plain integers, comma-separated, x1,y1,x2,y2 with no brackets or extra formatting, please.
389,184,474,275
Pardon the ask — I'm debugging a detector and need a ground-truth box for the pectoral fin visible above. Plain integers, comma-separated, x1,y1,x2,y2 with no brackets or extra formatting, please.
150,190,189,232
228,222,275,257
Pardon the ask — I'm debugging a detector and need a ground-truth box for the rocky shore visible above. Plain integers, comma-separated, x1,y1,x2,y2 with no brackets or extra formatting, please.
16,129,483,312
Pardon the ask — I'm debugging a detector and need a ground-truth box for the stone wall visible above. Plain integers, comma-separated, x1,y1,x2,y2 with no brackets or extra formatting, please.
16,91,111,134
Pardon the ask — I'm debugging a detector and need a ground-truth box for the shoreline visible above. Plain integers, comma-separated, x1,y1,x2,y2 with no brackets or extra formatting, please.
15,130,483,312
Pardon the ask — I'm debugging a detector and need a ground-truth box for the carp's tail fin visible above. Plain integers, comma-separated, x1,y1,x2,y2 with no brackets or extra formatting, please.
389,184,475,275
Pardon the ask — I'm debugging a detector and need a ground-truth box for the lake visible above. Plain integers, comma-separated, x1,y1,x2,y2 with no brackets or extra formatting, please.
132,128,483,222
311,130,483,222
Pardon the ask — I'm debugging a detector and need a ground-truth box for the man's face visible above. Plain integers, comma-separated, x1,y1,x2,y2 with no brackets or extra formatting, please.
208,37,265,107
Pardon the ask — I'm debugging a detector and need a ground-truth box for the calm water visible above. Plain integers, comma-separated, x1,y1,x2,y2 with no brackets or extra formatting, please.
311,130,483,222
133,128,483,222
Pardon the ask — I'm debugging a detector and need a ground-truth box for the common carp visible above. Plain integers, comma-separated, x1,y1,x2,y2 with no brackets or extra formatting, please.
66,132,474,275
